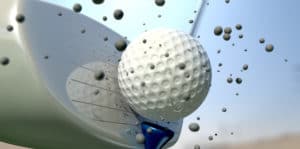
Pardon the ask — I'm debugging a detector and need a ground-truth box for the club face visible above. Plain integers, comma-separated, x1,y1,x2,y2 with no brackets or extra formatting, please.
0,0,206,148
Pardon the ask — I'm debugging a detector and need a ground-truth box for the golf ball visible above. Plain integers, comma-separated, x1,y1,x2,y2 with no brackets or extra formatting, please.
118,28,212,121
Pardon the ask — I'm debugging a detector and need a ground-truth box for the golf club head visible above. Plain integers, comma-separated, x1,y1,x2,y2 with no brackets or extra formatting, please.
0,0,204,148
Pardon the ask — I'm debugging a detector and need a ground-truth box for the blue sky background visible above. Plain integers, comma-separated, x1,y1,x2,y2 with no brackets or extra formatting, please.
43,0,300,148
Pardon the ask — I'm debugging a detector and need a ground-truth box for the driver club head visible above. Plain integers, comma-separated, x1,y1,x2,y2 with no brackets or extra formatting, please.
0,0,204,148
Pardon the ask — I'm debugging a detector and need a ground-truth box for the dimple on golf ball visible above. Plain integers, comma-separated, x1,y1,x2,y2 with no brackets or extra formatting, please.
118,28,212,121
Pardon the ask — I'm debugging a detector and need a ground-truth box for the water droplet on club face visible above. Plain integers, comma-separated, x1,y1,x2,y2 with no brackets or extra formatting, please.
208,136,214,141
115,39,127,51
104,37,108,41
146,128,152,134
6,25,13,32
93,89,100,95
94,70,105,81
16,14,25,23
135,133,145,144
194,144,201,149
189,123,200,132
0,57,10,66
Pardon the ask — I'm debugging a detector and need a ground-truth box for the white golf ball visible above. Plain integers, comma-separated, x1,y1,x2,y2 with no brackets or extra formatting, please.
118,28,211,121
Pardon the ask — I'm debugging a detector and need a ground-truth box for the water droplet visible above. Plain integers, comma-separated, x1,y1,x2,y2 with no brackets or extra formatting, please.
92,0,104,5
114,9,124,20
236,77,243,84
94,89,100,95
136,133,145,144
155,0,165,7
227,77,233,84
243,64,248,70
223,34,231,41
16,14,25,23
239,34,243,39
94,70,105,81
265,44,274,52
0,57,10,66
236,24,242,30
214,26,223,36
102,16,107,21
104,37,108,41
189,123,200,132
143,39,147,44
178,63,186,70
224,27,232,34
115,39,127,51
6,25,13,32
73,3,82,13
259,38,265,44
194,144,201,149
222,107,227,112
147,128,152,134
150,64,155,70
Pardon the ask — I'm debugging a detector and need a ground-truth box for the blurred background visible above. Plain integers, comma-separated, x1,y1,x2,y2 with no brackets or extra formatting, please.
1,0,300,148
